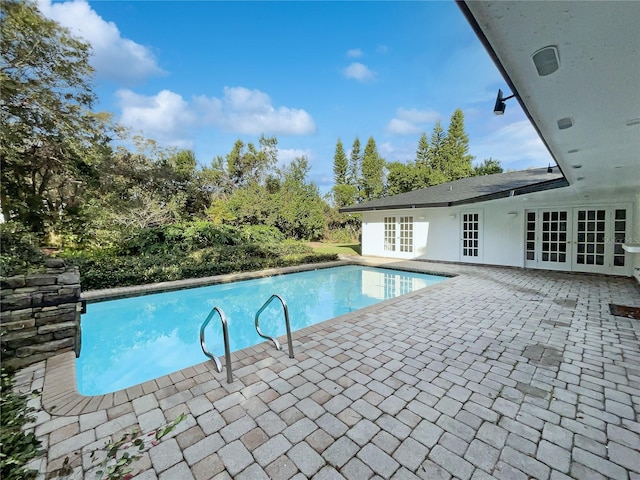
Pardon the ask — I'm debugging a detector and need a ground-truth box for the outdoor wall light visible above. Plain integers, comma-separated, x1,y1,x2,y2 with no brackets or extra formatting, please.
532,46,560,76
493,89,515,115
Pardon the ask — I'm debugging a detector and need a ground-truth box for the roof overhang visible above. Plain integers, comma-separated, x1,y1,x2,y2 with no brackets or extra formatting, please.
458,1,640,198
340,174,568,213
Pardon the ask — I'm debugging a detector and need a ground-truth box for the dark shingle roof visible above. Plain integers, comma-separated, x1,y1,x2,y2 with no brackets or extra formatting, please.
340,167,568,213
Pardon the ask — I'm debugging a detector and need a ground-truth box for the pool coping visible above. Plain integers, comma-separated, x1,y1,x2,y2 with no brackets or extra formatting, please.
43,258,460,416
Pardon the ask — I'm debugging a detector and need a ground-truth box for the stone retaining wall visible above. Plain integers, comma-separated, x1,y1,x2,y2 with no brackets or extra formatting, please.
1,259,82,369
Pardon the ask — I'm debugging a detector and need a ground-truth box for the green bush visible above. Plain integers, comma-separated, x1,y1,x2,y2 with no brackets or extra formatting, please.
0,368,43,480
63,242,337,290
240,225,284,244
0,222,45,277
119,222,244,256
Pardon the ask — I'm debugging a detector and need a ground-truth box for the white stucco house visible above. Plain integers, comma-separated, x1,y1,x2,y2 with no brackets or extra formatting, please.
341,1,640,282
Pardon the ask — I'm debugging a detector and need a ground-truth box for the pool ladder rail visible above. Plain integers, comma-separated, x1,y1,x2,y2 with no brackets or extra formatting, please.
199,294,294,384
255,294,295,359
199,307,233,384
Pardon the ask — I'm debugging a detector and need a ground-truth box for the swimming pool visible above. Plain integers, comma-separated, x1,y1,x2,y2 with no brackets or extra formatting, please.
77,265,448,395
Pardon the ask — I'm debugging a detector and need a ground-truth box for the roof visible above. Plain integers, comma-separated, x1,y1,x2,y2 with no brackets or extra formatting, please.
458,1,640,197
339,167,567,213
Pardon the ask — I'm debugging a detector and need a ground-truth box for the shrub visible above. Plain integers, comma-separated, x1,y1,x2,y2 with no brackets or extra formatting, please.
240,225,284,244
0,368,43,480
63,242,337,290
0,222,45,277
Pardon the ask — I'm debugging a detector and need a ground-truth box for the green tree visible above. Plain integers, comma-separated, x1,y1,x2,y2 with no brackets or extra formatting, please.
348,137,361,189
211,135,278,194
416,132,430,167
333,138,348,185
443,108,473,181
0,0,109,235
272,156,326,240
386,161,422,195
427,120,447,174
360,136,385,201
331,138,357,208
473,158,504,176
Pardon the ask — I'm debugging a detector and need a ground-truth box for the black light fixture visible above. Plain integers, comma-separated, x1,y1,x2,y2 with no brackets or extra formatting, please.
493,89,515,115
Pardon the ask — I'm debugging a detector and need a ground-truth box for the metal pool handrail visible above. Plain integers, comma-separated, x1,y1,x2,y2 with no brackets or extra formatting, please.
255,294,294,359
199,306,233,384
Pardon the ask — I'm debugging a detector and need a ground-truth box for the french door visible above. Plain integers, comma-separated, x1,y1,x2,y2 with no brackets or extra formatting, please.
461,211,482,262
384,216,414,255
524,206,629,274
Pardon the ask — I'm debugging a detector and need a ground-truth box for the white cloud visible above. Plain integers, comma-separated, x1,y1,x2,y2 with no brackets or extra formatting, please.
195,87,316,135
470,120,552,167
386,108,440,135
38,0,164,85
116,89,195,146
347,48,364,58
116,86,316,146
344,63,375,82
386,119,421,136
279,148,314,166
379,141,416,163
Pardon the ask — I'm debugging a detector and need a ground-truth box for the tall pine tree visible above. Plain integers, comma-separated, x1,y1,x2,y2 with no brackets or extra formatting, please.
333,138,348,185
443,109,473,181
348,137,361,188
331,138,357,207
360,136,385,201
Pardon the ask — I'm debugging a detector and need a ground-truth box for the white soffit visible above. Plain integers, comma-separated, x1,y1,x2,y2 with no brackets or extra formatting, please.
462,1,640,196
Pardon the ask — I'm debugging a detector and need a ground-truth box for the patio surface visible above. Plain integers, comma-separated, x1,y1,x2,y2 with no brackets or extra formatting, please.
14,258,640,480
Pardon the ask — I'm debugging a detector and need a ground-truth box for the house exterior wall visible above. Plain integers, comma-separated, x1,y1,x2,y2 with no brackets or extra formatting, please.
631,192,640,284
361,186,638,277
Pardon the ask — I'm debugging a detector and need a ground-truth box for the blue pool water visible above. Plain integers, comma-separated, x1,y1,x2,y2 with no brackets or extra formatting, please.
77,265,447,395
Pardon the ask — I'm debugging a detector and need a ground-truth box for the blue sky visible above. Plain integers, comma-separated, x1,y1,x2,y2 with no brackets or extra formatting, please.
40,0,552,193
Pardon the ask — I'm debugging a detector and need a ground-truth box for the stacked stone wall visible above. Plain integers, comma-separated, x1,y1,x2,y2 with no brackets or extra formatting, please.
1,259,82,369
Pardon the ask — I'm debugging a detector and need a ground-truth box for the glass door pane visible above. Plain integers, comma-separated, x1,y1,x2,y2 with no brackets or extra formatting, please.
575,209,606,266
540,210,569,263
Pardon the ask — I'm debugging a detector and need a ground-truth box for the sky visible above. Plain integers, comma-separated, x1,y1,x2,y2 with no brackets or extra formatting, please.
40,0,552,193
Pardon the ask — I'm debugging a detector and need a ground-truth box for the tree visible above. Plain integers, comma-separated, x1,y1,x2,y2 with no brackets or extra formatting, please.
473,158,503,176
386,161,422,195
416,132,430,167
211,135,278,194
348,137,361,190
332,139,348,185
331,139,357,208
443,108,473,181
272,156,326,240
1,0,110,235
427,120,447,174
360,136,385,201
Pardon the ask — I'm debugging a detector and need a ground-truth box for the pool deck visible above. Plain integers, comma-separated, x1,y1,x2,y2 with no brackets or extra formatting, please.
14,258,640,480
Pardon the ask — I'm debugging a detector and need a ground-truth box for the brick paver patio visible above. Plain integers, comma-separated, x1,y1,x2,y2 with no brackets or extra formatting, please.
14,259,640,479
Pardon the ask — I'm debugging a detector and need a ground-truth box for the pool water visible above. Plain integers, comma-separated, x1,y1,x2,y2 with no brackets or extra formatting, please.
77,265,448,395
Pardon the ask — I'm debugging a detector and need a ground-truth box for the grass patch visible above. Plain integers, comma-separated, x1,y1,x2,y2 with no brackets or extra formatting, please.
308,242,361,256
